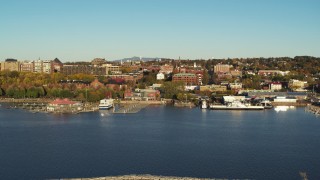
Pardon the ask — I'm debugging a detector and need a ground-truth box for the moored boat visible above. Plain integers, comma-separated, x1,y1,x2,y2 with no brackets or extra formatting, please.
99,99,114,110
209,100,264,110
201,100,208,109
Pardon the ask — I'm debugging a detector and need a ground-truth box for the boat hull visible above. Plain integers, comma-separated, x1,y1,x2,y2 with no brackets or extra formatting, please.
99,105,113,110
210,105,264,110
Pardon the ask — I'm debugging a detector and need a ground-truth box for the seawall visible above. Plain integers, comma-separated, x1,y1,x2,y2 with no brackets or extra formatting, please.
61,174,232,180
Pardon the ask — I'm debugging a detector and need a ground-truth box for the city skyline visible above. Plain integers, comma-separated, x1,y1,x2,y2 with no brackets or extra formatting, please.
1,0,320,61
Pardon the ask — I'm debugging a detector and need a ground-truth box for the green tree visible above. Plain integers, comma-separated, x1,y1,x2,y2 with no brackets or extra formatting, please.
202,70,209,85
26,86,39,98
160,81,185,99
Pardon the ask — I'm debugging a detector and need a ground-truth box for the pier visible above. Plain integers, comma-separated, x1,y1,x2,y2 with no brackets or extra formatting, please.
113,103,150,114
14,102,48,113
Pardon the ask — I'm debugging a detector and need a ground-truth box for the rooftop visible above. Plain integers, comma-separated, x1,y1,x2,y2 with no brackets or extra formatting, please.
173,73,196,77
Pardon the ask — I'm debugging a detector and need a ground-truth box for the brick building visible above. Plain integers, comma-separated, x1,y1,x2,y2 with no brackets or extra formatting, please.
172,73,198,85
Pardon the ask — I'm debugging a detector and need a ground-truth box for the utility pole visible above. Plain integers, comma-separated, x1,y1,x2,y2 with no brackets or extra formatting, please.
85,88,88,102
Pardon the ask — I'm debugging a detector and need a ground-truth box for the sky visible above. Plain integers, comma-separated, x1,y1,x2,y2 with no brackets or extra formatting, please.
0,0,319,62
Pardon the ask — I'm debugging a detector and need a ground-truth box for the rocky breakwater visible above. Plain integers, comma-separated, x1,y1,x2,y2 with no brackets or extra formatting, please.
305,104,320,116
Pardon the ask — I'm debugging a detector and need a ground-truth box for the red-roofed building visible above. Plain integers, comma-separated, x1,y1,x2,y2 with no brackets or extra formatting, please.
47,98,83,113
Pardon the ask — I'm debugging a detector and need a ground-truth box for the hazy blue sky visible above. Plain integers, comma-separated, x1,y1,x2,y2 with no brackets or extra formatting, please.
0,0,319,61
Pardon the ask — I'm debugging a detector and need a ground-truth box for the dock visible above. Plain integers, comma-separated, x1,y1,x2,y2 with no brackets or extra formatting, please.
112,103,150,114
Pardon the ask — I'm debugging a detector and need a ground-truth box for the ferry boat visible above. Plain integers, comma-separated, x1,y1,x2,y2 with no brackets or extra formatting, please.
209,100,264,110
99,99,114,110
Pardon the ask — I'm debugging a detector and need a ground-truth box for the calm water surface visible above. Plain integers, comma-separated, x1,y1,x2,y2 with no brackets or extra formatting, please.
0,104,319,180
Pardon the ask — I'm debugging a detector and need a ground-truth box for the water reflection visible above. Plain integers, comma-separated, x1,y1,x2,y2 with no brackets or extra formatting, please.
99,110,112,117
274,106,296,112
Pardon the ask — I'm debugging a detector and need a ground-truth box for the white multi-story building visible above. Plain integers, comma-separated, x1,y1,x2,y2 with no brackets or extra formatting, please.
34,60,43,73
102,64,121,75
43,60,52,73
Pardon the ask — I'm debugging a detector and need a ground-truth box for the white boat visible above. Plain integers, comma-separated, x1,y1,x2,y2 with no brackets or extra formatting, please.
209,100,264,110
201,100,208,109
274,106,289,112
99,99,114,110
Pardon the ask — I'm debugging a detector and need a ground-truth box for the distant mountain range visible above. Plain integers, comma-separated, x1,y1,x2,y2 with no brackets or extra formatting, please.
113,56,162,62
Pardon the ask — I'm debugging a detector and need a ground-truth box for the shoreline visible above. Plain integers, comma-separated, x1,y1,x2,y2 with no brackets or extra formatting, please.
61,174,230,180
0,98,311,107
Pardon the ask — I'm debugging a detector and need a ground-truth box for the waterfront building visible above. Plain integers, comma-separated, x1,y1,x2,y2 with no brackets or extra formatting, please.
46,98,83,113
1,59,20,71
172,73,198,85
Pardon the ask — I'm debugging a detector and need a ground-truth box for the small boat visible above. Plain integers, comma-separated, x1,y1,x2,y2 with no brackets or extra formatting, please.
99,98,114,110
209,100,264,110
274,106,289,112
201,100,208,109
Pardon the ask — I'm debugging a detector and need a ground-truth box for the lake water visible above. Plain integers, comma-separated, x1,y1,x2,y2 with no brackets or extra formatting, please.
0,104,320,180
